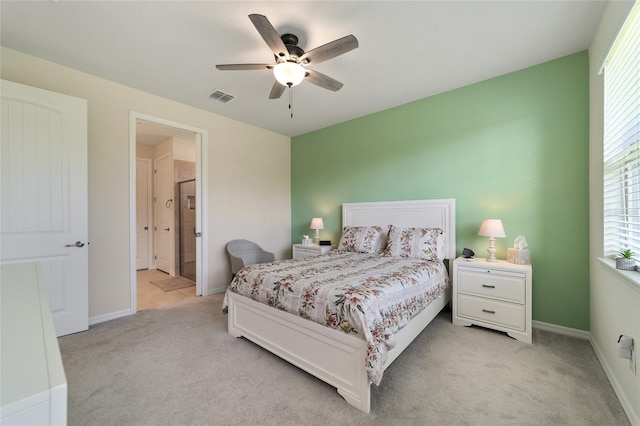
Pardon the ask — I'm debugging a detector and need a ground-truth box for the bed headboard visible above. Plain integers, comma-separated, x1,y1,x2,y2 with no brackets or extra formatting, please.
342,199,456,260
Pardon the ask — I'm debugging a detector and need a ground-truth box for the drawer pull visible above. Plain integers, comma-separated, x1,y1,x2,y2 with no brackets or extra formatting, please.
482,309,496,314
482,284,495,289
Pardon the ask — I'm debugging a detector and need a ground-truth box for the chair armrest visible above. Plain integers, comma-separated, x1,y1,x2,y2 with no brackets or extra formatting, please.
228,254,246,275
256,251,275,263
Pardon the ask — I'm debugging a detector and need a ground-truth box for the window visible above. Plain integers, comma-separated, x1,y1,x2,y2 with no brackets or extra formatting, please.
603,4,640,258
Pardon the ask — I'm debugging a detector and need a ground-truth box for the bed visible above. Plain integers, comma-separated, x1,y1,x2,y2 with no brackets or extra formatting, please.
224,199,456,413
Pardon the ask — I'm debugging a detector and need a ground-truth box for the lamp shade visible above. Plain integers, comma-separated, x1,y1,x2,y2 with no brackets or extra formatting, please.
310,218,324,230
273,62,306,87
478,219,506,238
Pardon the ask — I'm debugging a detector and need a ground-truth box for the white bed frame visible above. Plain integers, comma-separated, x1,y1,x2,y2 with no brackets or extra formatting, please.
226,199,456,413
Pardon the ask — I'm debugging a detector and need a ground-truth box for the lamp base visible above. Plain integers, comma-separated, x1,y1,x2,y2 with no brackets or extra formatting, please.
486,237,498,262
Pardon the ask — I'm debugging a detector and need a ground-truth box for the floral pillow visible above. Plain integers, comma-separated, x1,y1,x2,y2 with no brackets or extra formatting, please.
337,226,384,254
383,225,444,260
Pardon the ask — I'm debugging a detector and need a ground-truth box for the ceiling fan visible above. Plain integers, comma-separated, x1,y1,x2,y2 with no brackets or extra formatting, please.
216,14,359,102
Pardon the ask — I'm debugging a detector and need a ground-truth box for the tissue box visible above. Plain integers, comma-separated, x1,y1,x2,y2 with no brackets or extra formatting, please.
507,248,531,265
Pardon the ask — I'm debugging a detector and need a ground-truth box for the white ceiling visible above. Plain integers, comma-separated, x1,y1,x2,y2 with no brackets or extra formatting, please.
0,1,607,137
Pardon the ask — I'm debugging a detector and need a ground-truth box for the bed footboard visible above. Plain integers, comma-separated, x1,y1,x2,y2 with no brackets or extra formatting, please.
227,291,371,412
227,288,451,413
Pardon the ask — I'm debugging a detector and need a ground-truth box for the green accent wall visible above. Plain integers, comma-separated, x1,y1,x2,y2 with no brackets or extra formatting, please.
291,51,589,331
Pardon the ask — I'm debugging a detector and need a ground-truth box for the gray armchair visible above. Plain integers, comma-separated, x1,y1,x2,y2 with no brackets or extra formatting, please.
226,239,275,278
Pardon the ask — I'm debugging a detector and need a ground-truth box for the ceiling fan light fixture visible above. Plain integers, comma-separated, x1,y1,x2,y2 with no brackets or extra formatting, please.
273,62,305,87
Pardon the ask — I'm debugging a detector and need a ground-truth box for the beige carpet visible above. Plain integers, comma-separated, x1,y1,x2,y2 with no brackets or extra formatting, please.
58,294,630,426
150,276,195,292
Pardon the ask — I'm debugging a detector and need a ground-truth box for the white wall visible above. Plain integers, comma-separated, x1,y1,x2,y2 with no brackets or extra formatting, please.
136,143,155,160
589,2,639,424
155,138,174,159
173,137,196,162
0,47,291,320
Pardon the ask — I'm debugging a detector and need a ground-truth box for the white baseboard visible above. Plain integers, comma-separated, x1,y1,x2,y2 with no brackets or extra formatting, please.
532,320,591,340
590,336,639,425
89,309,132,326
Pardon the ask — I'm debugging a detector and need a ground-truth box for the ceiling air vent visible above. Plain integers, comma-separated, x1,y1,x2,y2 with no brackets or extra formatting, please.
209,90,234,103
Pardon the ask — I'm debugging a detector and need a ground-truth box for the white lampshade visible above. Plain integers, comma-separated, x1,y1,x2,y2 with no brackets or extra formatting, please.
310,218,324,230
273,62,306,87
478,219,506,238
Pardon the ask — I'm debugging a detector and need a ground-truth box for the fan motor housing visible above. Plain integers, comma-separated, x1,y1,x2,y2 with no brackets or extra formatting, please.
280,33,305,61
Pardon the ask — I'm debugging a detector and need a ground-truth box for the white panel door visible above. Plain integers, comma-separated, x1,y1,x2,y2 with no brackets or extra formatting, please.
154,154,173,275
0,79,88,337
136,158,151,270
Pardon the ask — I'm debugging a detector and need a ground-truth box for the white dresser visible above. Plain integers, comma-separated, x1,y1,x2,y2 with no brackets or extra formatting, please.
1,262,67,425
292,244,333,259
452,257,532,344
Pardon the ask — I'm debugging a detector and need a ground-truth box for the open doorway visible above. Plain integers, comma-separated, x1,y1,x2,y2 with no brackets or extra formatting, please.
178,179,197,281
129,112,208,313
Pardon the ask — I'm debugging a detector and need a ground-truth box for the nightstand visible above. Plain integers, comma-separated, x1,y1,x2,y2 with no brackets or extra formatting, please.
292,244,333,259
452,257,532,344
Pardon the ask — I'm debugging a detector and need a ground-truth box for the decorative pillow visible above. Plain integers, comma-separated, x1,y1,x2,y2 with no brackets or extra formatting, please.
337,226,383,254
383,225,444,260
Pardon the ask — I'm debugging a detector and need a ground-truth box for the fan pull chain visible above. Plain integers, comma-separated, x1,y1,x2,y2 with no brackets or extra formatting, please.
288,83,294,118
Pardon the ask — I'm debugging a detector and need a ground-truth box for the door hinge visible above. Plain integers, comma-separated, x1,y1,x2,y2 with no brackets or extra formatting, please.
144,226,148,230
154,255,157,260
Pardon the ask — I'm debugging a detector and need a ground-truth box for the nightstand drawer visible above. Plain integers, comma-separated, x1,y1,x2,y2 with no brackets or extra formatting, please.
457,268,525,303
295,247,320,258
458,294,525,331
292,244,333,259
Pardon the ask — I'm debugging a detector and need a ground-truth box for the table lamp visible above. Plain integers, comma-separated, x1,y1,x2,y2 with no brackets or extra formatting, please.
478,219,506,262
310,218,324,244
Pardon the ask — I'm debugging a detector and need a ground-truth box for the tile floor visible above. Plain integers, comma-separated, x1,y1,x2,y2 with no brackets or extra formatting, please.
137,269,198,311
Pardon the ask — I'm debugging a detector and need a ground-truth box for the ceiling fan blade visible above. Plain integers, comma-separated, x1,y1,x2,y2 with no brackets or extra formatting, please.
248,14,289,60
269,81,286,99
300,35,358,65
216,64,273,71
305,69,344,92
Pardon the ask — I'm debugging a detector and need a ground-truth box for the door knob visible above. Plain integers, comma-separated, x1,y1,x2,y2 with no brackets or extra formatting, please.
65,241,85,248
164,228,170,231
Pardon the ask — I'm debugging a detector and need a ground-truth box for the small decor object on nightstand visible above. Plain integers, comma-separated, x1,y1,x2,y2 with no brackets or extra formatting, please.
615,249,636,270
507,235,531,265
462,248,475,258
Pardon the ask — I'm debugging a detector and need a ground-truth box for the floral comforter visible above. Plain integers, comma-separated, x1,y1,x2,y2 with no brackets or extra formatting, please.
222,250,449,385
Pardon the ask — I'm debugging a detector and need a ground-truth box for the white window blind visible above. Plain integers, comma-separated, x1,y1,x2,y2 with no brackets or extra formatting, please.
604,3,640,258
